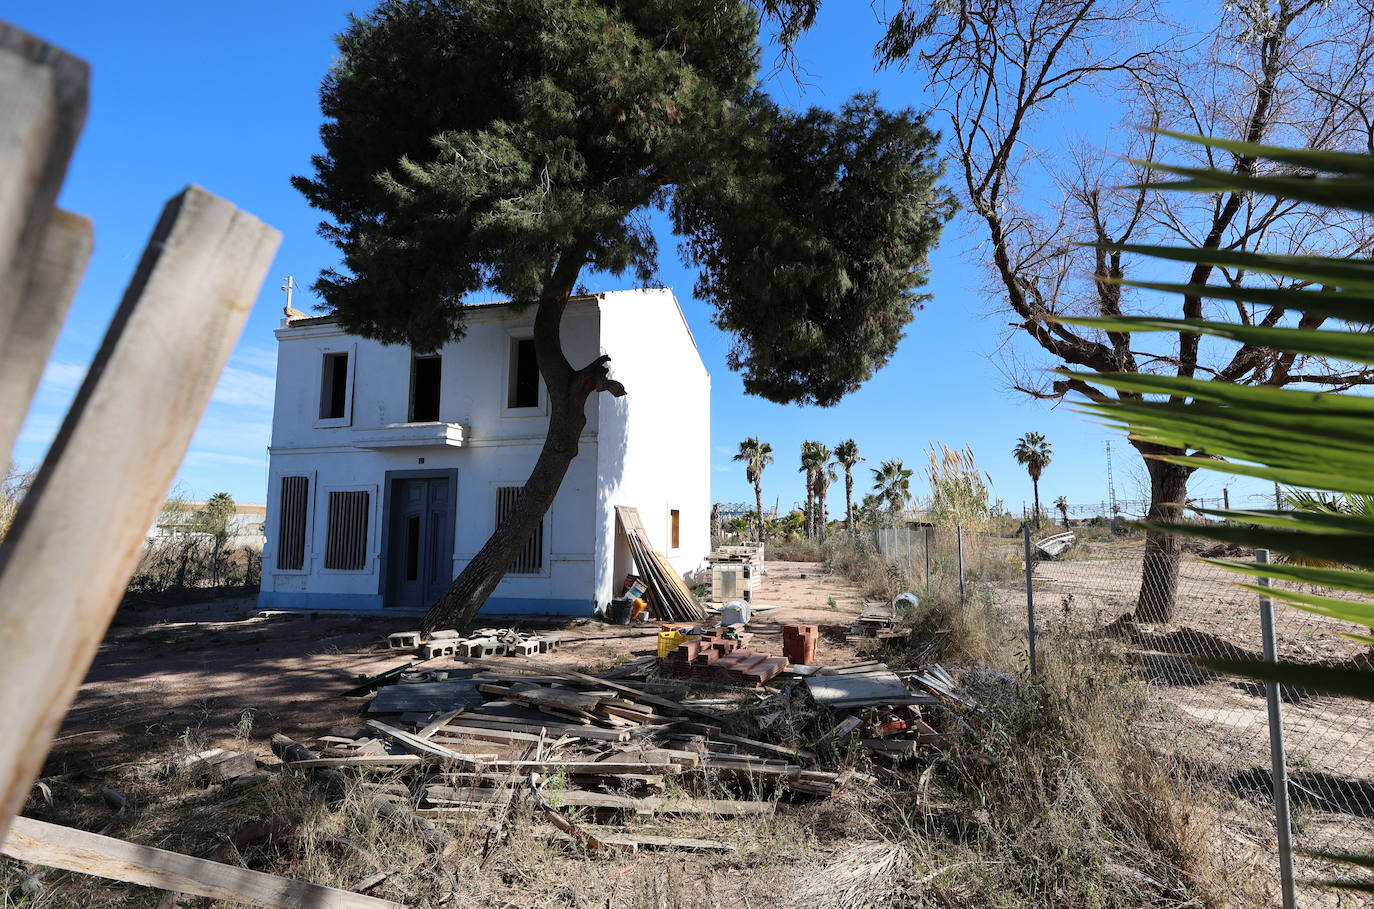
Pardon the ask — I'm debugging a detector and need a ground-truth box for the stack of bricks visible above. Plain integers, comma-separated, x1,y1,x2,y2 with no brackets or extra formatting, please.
662,630,788,687
782,623,819,667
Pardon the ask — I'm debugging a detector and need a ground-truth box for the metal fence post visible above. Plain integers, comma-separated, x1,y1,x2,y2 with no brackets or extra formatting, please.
924,525,931,601
956,526,965,607
1023,525,1036,674
1257,549,1296,909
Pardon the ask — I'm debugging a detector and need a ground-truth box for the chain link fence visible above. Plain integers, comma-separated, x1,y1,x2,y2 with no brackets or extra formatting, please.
873,522,1374,906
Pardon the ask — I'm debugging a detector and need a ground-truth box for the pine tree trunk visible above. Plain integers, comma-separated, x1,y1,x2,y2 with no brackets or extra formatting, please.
421,251,622,632
753,481,765,542
1134,452,1192,624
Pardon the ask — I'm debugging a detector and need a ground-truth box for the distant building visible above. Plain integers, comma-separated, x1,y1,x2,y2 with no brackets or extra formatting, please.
258,288,710,616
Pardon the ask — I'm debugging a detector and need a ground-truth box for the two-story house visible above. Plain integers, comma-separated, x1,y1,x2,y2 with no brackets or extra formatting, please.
257,287,710,617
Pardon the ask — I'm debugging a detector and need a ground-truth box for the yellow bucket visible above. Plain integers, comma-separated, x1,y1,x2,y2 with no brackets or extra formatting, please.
657,630,701,659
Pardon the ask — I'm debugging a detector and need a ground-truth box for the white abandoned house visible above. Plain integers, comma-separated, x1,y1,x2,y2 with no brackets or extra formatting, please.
258,288,710,616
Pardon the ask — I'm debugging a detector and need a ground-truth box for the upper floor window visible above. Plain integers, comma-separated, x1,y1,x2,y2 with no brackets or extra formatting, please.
507,337,539,409
319,352,350,421
410,354,442,422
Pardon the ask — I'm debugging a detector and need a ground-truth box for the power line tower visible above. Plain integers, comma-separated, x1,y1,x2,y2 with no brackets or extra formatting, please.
1105,439,1119,516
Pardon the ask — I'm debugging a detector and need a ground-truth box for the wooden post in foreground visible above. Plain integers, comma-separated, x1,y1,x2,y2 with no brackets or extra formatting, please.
1,816,402,909
0,186,280,838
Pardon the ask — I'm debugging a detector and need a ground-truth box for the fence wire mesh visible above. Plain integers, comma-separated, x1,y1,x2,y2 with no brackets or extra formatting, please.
873,523,1374,906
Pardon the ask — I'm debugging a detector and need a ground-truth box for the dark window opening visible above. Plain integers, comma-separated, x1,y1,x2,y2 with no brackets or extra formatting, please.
410,354,442,422
496,486,543,574
324,490,369,570
508,338,539,408
277,476,309,570
320,352,349,420
405,515,420,580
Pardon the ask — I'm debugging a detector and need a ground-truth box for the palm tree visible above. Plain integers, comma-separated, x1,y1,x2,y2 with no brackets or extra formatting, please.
733,438,773,541
834,439,863,534
871,459,913,520
814,443,834,541
1013,432,1053,530
1053,495,1069,527
799,441,828,539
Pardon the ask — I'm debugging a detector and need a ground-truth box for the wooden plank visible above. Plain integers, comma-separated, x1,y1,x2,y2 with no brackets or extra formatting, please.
478,760,680,775
0,210,91,464
444,714,630,743
0,187,279,837
365,720,479,766
415,708,465,739
0,816,402,909
508,686,605,712
285,756,422,769
0,25,87,460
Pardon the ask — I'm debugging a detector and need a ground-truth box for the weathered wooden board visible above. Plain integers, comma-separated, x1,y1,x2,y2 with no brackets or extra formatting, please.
0,187,279,837
0,816,403,909
0,209,91,463
0,25,88,460
805,671,913,707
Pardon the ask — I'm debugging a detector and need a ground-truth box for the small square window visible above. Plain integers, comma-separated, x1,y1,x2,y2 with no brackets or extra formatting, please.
507,337,539,409
410,354,442,422
320,352,349,420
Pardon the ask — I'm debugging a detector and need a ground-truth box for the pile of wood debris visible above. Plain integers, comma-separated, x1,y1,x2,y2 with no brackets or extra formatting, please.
277,642,980,857
803,661,973,761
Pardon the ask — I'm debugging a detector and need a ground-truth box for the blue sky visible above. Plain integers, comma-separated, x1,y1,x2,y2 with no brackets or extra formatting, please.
8,1,1271,517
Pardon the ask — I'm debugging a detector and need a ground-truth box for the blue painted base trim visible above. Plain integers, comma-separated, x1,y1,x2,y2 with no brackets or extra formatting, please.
258,591,384,611
478,596,596,618
256,590,595,618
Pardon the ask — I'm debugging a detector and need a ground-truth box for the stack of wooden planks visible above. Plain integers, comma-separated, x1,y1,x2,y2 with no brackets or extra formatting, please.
274,653,857,855
615,506,705,622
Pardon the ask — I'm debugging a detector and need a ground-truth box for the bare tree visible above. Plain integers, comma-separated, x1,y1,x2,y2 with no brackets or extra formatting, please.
877,0,1374,621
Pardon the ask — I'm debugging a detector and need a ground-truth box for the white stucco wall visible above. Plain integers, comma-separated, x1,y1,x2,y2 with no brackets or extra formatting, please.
259,289,709,617
593,288,712,606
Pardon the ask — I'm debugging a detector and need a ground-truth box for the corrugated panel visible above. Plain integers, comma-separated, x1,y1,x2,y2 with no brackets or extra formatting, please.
324,489,369,570
277,476,309,570
496,486,542,574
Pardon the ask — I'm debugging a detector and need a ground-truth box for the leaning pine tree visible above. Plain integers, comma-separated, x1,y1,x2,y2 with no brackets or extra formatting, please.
294,0,956,631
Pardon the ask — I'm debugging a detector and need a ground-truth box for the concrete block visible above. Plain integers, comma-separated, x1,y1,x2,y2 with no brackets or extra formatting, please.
513,640,539,656
461,638,498,658
430,629,461,640
388,631,421,650
537,637,560,653
423,639,457,660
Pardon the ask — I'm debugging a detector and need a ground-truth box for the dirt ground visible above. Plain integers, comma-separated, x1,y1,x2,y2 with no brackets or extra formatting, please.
51,560,870,768
25,562,898,909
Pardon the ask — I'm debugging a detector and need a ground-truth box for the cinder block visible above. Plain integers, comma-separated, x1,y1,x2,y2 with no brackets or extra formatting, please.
513,640,539,655
430,629,461,640
388,631,421,650
461,638,498,658
422,640,456,660
537,637,560,652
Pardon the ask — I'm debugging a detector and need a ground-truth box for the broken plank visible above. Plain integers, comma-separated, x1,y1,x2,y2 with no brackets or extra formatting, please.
0,186,280,837
479,760,680,775
415,708,465,739
285,755,422,769
1,815,402,909
366,720,480,766
442,715,630,743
